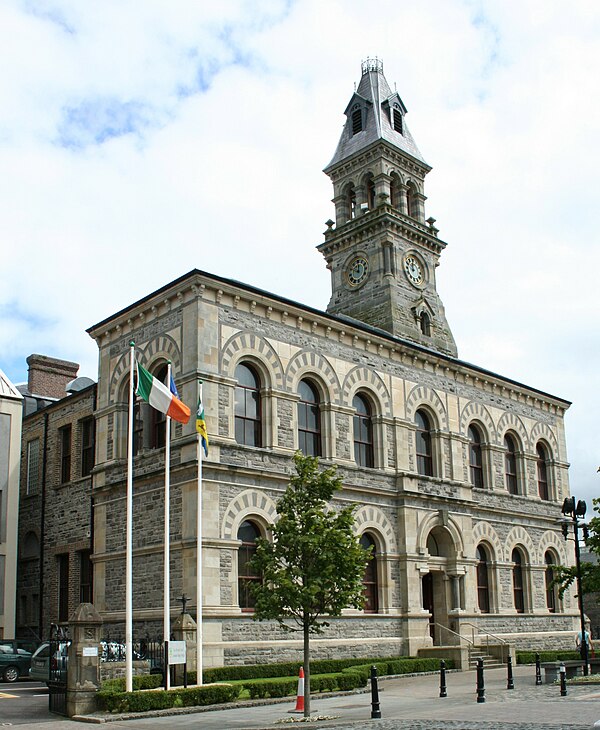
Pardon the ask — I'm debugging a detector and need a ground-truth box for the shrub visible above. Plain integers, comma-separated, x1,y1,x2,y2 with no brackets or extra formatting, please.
516,651,580,665
100,674,164,692
201,656,426,683
96,683,237,713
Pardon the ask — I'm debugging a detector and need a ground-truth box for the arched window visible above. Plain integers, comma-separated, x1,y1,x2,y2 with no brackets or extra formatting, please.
512,548,525,613
235,363,261,447
390,173,402,209
366,175,376,210
149,363,168,450
504,434,518,494
476,545,490,613
298,380,321,457
415,409,433,476
360,533,378,612
537,443,549,501
392,104,403,134
344,183,357,221
353,393,374,468
406,182,417,218
237,520,261,611
131,363,167,454
351,106,363,135
419,311,431,336
22,531,40,559
468,425,484,488
545,551,557,612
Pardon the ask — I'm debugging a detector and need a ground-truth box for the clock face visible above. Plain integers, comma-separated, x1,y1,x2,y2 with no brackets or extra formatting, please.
347,256,369,287
404,255,424,286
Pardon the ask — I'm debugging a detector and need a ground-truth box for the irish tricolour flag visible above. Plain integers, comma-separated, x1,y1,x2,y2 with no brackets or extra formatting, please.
136,362,191,424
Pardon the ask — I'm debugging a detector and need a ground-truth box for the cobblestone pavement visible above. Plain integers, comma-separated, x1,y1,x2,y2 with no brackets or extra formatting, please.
8,666,600,729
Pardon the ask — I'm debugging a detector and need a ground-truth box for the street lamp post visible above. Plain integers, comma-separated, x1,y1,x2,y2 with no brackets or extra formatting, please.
560,496,589,677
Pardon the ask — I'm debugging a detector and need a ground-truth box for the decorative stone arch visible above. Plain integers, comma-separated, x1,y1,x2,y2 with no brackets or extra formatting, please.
497,413,530,451
353,505,397,554
460,402,497,442
472,522,504,562
530,422,559,459
417,511,465,559
385,165,406,184
405,386,448,430
343,367,391,416
537,530,568,566
221,489,278,541
285,351,341,404
109,335,182,403
405,177,422,195
221,331,284,390
505,526,535,563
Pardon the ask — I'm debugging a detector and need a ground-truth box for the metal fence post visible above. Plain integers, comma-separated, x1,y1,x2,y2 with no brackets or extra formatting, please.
439,660,447,698
476,657,485,703
370,665,382,719
507,654,514,690
560,663,567,697
535,653,542,685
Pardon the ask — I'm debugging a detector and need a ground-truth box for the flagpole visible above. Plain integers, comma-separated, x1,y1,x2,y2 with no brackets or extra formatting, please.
164,363,172,691
126,341,135,693
196,381,203,685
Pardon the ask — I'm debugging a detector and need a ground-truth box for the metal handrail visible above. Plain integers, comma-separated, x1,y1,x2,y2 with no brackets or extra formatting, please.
425,622,476,647
460,621,509,663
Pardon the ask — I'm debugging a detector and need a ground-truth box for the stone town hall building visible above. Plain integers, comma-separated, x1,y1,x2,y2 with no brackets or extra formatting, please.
86,60,575,666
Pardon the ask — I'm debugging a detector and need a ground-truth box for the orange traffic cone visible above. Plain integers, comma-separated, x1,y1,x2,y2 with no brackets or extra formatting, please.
290,666,305,713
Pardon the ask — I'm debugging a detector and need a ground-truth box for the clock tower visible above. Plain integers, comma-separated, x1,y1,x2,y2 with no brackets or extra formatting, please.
318,59,457,357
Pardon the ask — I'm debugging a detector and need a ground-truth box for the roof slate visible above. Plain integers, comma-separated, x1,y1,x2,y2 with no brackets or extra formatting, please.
325,66,427,171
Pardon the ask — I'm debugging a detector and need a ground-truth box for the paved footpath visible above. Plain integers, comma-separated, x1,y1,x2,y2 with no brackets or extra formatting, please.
9,666,600,729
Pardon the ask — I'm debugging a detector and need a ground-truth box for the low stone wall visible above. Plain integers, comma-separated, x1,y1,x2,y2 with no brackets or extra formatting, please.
99,660,150,683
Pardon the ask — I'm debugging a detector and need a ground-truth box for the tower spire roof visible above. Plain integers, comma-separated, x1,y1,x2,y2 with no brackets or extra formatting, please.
325,58,427,172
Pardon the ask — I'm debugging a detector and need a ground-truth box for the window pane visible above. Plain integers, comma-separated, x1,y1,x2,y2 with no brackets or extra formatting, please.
234,363,261,447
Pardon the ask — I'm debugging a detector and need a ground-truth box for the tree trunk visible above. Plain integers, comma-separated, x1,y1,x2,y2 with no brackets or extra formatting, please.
303,618,310,717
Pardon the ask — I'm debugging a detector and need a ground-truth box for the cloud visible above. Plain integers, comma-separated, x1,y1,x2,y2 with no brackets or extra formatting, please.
0,0,599,504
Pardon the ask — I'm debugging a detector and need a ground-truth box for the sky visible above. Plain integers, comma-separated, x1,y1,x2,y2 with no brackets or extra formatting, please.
1,0,598,508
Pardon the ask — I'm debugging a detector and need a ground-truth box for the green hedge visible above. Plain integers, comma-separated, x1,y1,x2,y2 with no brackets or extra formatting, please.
516,651,580,665
240,669,368,699
97,683,237,713
101,674,164,693
196,655,445,684
236,657,452,700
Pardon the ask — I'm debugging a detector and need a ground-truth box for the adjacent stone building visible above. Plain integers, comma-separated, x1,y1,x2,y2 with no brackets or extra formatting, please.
16,356,96,639
85,60,576,666
0,370,23,638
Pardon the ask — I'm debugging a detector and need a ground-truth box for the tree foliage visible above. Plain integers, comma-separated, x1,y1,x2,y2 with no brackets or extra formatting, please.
249,451,370,715
554,497,600,599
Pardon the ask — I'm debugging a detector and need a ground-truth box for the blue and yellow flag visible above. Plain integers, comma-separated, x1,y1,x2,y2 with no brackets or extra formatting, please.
196,395,209,457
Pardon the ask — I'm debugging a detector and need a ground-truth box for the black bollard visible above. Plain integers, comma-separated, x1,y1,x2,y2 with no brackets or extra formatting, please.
370,665,382,719
439,660,447,698
476,657,485,703
560,663,567,697
507,654,514,690
535,653,542,686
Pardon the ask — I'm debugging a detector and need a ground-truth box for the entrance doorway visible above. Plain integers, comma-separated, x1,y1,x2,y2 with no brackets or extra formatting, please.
422,572,435,641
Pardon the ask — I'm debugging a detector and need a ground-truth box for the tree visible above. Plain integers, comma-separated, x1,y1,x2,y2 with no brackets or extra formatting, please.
250,451,371,717
554,497,600,599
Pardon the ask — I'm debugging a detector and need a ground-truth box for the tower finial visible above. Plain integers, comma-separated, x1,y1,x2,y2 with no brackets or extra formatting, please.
361,57,383,76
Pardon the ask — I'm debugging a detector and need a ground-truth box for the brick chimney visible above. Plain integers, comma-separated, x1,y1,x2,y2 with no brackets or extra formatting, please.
26,354,79,399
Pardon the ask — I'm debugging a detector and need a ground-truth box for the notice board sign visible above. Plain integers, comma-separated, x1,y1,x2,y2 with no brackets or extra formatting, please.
168,641,186,665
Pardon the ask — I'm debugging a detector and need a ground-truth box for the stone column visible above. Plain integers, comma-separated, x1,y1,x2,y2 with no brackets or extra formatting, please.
172,612,198,684
66,603,103,718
